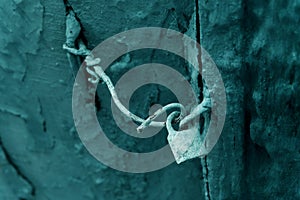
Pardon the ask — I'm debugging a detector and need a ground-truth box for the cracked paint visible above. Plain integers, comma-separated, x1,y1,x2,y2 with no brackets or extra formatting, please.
0,0,44,81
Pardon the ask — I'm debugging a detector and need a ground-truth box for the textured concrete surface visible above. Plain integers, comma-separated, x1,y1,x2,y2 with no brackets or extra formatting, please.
0,0,202,200
200,0,300,199
0,0,299,199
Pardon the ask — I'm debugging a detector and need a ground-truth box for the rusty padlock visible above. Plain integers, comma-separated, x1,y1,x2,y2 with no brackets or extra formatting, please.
166,111,205,164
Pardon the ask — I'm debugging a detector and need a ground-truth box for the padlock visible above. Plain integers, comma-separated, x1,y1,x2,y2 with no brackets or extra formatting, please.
166,111,205,164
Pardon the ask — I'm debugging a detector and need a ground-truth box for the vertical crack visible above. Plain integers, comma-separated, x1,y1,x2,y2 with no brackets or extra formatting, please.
0,139,36,197
201,157,211,200
62,0,83,76
195,0,201,45
196,0,211,199
62,0,101,111
38,98,47,133
195,0,203,100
